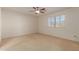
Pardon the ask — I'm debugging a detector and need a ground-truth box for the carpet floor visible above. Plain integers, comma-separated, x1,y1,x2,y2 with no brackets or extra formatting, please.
0,33,79,51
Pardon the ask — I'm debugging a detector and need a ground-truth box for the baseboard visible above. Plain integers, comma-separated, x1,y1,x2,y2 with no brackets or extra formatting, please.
1,33,79,44
39,33,79,43
2,33,38,40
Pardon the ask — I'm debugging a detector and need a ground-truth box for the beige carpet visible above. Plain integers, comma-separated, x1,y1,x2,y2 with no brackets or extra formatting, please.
0,33,79,51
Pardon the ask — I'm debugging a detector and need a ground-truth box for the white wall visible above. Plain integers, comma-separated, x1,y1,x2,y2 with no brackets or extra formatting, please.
2,8,79,42
2,8,38,39
0,8,1,42
38,8,79,41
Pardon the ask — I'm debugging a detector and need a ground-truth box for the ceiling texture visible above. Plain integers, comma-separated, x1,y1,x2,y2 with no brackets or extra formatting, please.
2,7,70,16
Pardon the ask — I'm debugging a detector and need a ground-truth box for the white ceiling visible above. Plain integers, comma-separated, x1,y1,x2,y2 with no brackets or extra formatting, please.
3,7,70,16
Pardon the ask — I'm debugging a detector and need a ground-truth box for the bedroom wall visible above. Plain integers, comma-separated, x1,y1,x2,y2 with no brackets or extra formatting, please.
1,7,79,42
2,8,38,39
0,8,1,42
38,8,79,41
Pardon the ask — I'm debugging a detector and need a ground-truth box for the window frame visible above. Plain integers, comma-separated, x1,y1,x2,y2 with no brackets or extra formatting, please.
48,15,65,28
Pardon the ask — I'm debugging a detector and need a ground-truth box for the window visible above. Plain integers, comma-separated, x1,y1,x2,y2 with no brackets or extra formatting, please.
48,15,65,28
48,17,52,27
48,17,55,27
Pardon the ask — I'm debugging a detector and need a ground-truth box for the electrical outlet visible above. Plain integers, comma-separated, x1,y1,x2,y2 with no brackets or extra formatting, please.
73,35,77,38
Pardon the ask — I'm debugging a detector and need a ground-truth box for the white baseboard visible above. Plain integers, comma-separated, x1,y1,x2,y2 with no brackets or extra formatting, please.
39,32,79,43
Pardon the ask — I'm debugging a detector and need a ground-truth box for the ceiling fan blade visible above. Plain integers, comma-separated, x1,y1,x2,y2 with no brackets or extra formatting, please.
33,7,36,9
41,8,45,10
40,10,45,13
33,7,39,10
40,9,46,13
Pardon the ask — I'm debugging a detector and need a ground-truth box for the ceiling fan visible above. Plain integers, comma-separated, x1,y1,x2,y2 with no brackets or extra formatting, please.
30,7,46,14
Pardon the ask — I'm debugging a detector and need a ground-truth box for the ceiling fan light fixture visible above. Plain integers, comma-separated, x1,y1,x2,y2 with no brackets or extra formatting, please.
32,7,46,14
35,10,40,14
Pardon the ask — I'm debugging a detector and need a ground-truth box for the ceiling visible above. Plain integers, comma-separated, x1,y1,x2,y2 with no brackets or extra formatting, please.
3,7,70,16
